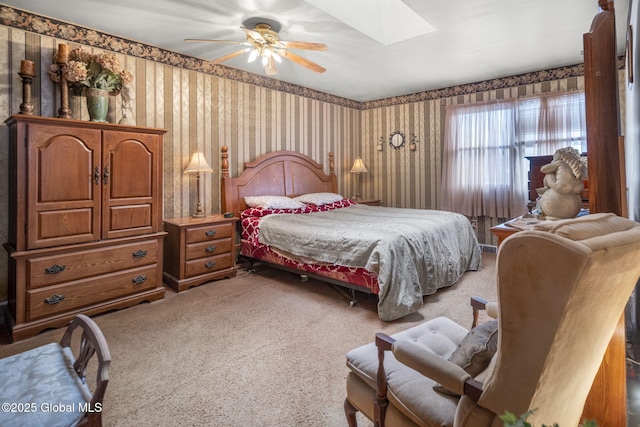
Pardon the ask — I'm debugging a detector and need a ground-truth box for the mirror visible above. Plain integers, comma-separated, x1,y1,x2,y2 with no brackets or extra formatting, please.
389,131,405,149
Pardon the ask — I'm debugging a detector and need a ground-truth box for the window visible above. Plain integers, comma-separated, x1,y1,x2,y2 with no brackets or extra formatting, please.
521,92,586,156
441,91,585,218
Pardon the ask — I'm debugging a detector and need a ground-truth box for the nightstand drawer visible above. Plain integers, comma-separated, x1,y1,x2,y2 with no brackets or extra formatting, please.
185,253,233,278
185,238,233,261
185,223,233,244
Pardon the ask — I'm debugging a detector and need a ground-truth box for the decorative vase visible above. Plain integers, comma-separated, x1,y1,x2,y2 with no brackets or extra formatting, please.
85,88,109,122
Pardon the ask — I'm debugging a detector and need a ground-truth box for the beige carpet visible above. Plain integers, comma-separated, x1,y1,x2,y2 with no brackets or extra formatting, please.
0,253,497,427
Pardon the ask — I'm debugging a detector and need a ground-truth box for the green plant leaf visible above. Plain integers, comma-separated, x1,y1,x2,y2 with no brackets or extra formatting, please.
501,410,598,427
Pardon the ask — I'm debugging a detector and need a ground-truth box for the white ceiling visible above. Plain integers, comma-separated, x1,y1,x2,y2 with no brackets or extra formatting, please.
3,0,631,102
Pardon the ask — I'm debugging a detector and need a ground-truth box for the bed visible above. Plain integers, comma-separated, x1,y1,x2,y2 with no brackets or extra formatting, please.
220,147,481,321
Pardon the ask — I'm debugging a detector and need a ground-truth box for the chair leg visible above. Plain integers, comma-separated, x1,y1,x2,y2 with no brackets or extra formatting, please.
79,412,102,427
344,398,359,427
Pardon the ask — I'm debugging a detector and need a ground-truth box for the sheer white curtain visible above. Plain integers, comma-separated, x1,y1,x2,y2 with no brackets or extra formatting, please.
441,101,528,218
533,91,586,155
441,91,585,218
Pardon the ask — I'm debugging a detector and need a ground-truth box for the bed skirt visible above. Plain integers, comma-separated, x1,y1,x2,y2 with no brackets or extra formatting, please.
241,240,380,294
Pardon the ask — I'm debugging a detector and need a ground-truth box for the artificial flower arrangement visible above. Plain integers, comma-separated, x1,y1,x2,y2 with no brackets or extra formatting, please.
48,48,132,95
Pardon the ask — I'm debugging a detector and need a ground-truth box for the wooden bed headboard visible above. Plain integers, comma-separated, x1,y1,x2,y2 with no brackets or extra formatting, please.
220,147,338,216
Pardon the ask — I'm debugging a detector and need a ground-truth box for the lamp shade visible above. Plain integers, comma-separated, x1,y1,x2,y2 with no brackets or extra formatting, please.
184,152,213,174
350,157,368,174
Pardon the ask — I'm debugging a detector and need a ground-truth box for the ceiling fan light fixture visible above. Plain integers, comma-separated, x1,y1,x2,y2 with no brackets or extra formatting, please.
248,49,259,63
186,19,327,75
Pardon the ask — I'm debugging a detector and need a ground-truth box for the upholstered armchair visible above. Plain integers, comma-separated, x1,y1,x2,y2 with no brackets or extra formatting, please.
345,213,640,427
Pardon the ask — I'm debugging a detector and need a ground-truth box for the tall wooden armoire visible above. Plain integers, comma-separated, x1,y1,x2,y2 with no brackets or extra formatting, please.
582,1,629,425
4,115,167,341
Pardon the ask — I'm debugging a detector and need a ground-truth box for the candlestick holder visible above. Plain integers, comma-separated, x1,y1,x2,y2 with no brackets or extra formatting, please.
18,71,35,115
55,59,72,119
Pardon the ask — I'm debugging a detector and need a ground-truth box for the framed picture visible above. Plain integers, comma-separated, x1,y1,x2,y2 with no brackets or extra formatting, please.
627,24,634,84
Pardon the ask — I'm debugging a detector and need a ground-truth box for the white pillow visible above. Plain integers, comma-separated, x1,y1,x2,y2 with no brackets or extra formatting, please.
294,192,344,206
244,195,306,209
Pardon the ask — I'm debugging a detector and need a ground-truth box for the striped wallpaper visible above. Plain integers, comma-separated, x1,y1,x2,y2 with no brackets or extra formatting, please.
0,6,626,301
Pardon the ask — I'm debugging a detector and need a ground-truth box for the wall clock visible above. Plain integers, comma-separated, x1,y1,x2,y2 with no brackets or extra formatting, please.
389,131,405,149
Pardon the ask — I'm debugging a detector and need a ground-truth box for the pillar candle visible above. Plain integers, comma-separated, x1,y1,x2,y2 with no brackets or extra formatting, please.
57,44,70,63
20,60,35,76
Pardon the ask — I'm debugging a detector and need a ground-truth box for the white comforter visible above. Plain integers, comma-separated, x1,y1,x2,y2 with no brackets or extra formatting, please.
258,204,481,320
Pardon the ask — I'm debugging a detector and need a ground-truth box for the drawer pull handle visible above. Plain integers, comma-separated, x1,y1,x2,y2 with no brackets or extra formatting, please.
206,245,217,253
133,250,148,258
205,229,217,237
132,275,147,284
45,264,66,274
205,261,216,269
44,294,65,305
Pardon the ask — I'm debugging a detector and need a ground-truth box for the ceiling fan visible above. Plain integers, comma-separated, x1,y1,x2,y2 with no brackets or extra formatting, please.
185,22,327,76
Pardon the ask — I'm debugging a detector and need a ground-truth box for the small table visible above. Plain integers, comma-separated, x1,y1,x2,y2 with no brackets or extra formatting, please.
491,212,589,247
357,199,381,206
489,223,521,247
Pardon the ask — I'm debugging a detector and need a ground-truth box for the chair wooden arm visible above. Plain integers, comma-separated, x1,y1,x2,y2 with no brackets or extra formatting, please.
464,378,484,401
374,329,485,427
393,339,484,401
374,333,395,427
471,296,489,328
60,314,111,427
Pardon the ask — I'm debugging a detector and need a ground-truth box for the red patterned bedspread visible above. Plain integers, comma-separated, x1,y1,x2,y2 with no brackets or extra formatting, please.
240,200,380,293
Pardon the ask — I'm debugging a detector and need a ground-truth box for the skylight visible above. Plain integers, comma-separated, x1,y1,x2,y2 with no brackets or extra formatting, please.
303,0,436,46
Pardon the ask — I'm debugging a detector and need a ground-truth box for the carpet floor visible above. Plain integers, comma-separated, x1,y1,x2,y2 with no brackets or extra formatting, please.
0,253,497,427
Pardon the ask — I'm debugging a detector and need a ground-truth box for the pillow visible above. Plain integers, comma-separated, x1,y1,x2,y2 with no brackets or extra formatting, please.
294,192,344,206
433,319,499,396
314,198,356,211
244,195,306,210
240,205,312,219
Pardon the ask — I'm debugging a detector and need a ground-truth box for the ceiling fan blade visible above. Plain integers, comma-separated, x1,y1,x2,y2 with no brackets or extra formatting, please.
241,27,266,43
264,55,278,76
184,38,250,46
211,47,253,64
280,41,328,51
277,49,326,73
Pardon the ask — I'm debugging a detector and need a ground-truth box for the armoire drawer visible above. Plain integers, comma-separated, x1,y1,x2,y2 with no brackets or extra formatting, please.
185,238,233,261
27,239,159,289
184,253,233,278
27,264,158,321
185,223,233,244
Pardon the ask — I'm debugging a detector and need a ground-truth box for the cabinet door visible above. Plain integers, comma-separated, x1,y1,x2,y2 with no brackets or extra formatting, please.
102,130,162,239
26,124,102,249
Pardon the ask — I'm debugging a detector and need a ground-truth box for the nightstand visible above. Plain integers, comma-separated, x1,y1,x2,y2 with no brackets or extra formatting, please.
357,199,381,206
163,215,239,292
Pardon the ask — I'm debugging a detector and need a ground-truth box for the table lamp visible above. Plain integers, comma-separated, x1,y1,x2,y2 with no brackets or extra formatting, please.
350,157,368,201
184,151,213,218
